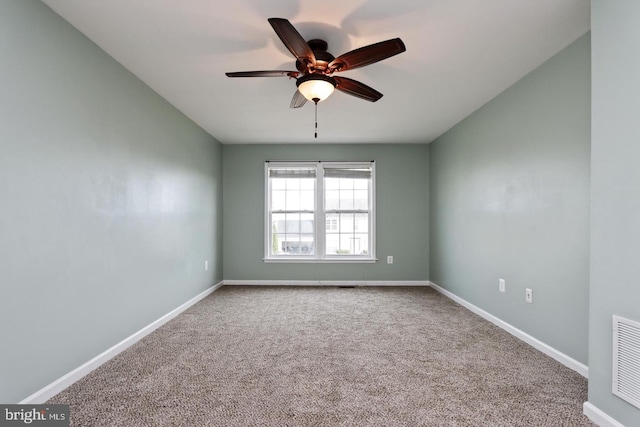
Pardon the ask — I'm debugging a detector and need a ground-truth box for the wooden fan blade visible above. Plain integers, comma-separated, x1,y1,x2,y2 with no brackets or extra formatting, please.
290,90,307,109
333,76,383,102
268,18,316,66
329,38,406,72
225,70,299,78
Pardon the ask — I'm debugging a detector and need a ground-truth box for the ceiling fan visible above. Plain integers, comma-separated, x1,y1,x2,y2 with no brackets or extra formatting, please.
225,18,406,109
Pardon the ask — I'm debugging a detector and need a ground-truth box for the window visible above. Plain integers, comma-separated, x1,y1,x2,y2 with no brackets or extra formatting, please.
265,161,375,262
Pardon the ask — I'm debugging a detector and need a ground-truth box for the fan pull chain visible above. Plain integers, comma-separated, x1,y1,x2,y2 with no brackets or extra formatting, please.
313,98,320,139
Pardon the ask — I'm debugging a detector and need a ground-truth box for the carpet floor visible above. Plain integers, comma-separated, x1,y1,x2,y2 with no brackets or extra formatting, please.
49,286,594,426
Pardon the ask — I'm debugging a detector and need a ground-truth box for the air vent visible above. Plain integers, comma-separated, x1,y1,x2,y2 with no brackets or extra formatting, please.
612,315,640,409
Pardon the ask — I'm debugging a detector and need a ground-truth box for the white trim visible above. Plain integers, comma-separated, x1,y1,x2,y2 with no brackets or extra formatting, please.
429,281,589,378
20,282,224,404
365,160,376,259
223,280,430,287
265,161,376,262
264,162,270,260
263,258,378,264
583,402,626,427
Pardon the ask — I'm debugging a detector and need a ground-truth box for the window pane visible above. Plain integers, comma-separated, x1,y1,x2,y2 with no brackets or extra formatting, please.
326,213,338,231
285,190,300,210
325,190,339,210
339,190,354,210
272,190,285,211
354,179,368,190
339,178,353,190
339,235,354,254
287,179,300,190
300,213,314,233
340,213,354,233
354,213,368,232
285,214,300,233
354,234,369,255
325,233,339,255
272,213,286,234
354,190,368,210
271,213,286,255
300,190,314,211
300,178,315,190
272,178,286,190
300,234,314,255
282,234,301,254
279,233,314,255
335,234,367,255
325,177,339,190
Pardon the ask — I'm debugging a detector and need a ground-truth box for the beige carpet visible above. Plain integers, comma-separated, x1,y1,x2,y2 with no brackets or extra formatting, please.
49,286,594,426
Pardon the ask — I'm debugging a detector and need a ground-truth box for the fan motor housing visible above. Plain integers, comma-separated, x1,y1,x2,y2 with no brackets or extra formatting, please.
296,39,335,74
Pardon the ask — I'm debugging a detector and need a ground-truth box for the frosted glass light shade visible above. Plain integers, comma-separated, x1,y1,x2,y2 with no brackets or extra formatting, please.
296,75,337,102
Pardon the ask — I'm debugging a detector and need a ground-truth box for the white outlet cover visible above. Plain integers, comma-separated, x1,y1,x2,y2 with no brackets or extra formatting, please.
499,279,506,293
525,288,533,303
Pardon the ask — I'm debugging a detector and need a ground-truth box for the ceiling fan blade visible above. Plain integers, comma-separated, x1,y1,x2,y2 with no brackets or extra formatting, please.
290,90,307,109
268,18,316,67
333,76,383,102
329,38,406,72
225,70,299,78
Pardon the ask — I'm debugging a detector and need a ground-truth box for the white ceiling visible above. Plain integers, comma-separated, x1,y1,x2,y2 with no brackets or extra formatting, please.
41,0,590,144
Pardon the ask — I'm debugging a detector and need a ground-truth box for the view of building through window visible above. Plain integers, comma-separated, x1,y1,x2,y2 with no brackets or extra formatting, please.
266,162,374,260
324,174,369,255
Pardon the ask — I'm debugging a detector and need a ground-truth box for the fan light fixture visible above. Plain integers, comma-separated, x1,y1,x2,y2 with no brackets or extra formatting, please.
296,74,337,103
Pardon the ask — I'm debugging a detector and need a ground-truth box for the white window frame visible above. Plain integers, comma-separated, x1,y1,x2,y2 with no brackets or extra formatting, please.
264,161,376,263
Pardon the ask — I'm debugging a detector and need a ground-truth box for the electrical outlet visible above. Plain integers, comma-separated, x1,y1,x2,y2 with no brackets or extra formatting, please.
525,288,533,304
387,256,394,264
205,260,208,271
499,279,506,293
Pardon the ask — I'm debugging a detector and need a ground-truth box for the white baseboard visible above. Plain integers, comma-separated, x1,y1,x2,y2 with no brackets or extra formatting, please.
20,282,224,404
428,281,589,378
223,280,430,287
583,402,625,427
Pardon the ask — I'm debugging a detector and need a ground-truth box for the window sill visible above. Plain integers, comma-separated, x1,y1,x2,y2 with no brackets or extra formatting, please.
263,258,378,264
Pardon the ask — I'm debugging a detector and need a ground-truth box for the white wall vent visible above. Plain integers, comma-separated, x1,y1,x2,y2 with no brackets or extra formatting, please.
612,315,640,409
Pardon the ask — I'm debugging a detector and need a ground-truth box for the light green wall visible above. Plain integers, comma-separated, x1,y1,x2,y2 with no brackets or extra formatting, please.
223,144,429,281
0,0,223,403
589,1,640,424
429,34,591,363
